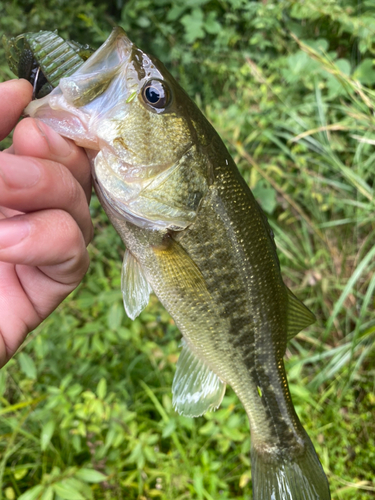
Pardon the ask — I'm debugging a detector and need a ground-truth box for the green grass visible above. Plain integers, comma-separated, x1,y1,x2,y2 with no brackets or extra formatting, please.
1,1,375,498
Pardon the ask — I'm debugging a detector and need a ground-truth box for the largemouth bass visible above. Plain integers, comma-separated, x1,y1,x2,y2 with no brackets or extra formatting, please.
22,27,330,499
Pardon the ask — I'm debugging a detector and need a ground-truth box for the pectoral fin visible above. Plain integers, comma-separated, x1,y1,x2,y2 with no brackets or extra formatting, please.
121,250,152,320
286,287,316,341
152,236,209,298
172,339,226,418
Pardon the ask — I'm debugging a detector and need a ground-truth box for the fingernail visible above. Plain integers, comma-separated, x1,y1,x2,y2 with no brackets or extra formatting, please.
0,154,41,188
36,120,72,157
0,219,30,249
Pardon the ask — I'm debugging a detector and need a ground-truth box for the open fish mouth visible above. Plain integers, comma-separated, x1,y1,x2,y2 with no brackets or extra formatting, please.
24,28,137,149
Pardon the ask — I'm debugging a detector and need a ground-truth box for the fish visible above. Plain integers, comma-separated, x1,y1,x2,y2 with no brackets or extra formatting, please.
22,27,331,499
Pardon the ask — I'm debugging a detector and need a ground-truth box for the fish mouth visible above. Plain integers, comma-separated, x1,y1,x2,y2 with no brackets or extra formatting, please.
24,27,136,147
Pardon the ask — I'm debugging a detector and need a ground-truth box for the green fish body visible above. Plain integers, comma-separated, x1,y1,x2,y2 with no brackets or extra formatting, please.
23,28,331,499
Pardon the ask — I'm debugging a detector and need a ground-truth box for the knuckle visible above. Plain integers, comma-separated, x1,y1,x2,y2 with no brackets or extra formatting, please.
66,249,90,279
62,247,90,286
66,140,85,162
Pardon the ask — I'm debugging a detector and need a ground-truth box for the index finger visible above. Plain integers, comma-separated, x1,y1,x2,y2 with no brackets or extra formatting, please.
0,80,33,141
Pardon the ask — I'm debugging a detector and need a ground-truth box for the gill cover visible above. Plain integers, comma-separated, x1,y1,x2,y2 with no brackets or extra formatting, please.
26,27,210,231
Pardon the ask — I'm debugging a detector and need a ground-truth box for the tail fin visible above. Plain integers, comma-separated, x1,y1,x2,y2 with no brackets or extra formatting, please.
251,443,331,500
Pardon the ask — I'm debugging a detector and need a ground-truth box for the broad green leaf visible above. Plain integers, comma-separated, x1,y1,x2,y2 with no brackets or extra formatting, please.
75,468,108,483
167,4,187,21
41,420,56,451
222,426,245,441
105,427,116,448
107,302,123,329
96,378,107,399
5,487,16,500
181,8,205,43
52,483,84,500
303,38,329,53
91,333,105,354
60,374,73,391
335,58,351,75
353,58,375,85
162,419,176,438
204,12,221,34
18,353,37,379
18,486,44,500
40,487,54,500
136,15,150,28
252,182,277,214
199,421,216,436
71,434,82,453
193,469,204,497
128,442,142,464
14,468,28,480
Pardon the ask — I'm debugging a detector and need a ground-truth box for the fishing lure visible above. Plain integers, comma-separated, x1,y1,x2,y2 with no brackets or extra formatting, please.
2,30,93,98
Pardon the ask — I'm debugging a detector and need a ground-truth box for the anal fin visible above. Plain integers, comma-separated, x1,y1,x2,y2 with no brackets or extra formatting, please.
121,250,152,320
172,339,226,418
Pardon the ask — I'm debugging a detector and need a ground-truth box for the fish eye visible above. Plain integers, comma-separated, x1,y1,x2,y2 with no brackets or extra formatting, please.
142,80,170,110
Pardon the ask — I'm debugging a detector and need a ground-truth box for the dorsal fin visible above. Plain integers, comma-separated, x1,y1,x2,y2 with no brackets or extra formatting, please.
121,249,152,320
286,287,316,341
172,339,226,418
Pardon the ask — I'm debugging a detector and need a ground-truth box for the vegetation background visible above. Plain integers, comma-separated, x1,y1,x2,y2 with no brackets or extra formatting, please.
0,0,374,498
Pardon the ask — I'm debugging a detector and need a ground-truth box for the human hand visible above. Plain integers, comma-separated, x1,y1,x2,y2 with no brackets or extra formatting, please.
0,79,93,367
